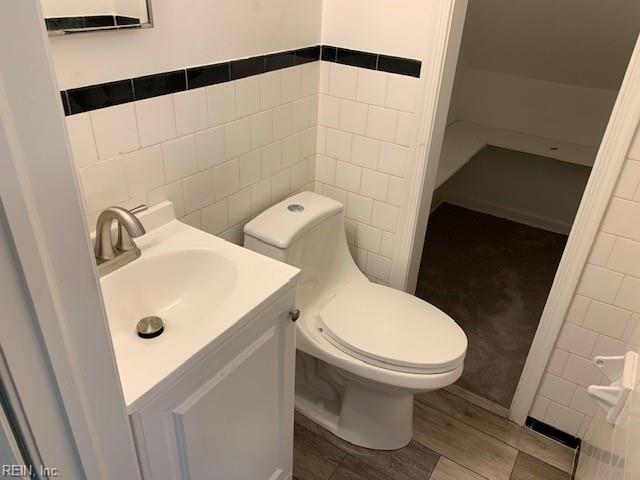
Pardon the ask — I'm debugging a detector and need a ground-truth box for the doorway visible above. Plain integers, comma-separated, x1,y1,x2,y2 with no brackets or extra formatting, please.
409,1,640,415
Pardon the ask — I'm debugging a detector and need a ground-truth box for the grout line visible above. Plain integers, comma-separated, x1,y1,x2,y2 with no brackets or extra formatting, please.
508,452,519,480
326,455,345,480
441,385,508,416
431,456,494,480
130,78,136,101
416,396,576,474
415,400,522,452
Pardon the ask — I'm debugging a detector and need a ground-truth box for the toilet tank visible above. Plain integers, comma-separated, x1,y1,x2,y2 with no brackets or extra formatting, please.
244,192,361,302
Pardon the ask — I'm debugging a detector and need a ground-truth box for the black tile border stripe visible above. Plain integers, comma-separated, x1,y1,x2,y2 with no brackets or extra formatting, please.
133,70,187,100
60,45,421,115
324,45,421,77
294,45,321,65
187,63,230,89
265,51,295,72
525,416,581,450
378,53,422,78
67,79,135,114
230,56,266,80
320,45,338,62
336,47,377,70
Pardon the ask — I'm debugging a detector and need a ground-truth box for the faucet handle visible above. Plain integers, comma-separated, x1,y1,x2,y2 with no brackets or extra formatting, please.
128,204,148,214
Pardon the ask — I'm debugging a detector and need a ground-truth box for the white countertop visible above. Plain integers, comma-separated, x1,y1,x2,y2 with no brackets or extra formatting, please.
98,202,300,412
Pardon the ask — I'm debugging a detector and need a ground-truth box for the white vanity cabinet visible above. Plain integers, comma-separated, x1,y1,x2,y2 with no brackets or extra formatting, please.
129,289,297,480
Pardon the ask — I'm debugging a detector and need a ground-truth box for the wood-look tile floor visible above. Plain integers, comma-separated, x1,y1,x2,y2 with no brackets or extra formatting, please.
293,389,575,480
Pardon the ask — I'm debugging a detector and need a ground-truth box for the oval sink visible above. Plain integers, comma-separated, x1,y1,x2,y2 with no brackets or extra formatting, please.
100,249,237,341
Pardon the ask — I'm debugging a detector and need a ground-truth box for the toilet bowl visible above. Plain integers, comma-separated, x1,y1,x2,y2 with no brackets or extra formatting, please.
244,191,467,450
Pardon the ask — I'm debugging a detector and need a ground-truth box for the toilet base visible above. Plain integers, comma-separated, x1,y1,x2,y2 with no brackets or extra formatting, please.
295,359,414,450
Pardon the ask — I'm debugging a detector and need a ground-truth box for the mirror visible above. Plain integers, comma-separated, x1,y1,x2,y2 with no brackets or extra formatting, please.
41,0,152,35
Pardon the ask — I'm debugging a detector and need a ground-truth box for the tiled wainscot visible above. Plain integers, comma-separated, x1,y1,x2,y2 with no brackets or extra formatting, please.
67,62,320,244
530,132,640,441
315,60,420,285
64,45,424,284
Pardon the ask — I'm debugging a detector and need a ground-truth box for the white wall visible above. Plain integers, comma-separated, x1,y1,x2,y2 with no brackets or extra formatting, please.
111,0,148,21
447,1,639,147
41,0,149,24
321,0,437,61
439,146,591,234
460,0,640,91
530,127,640,441
41,0,114,18
451,67,618,147
49,0,322,89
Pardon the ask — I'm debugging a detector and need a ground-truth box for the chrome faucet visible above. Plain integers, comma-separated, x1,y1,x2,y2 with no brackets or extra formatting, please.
94,206,146,276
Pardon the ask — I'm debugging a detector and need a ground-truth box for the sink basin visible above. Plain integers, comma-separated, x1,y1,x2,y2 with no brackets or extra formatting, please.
101,249,237,342
96,201,299,410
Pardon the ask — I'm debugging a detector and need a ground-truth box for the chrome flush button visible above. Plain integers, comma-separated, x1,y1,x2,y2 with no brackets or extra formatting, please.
287,204,304,212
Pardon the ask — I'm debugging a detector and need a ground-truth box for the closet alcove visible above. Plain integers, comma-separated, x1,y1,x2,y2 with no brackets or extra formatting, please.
415,0,640,409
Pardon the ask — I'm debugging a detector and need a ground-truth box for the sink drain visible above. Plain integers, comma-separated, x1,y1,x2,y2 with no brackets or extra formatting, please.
137,316,164,339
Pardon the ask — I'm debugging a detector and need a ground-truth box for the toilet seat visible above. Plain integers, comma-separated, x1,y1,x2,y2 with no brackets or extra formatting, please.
316,280,467,374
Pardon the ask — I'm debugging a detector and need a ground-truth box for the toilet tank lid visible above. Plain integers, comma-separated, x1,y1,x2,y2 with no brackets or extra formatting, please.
244,192,344,249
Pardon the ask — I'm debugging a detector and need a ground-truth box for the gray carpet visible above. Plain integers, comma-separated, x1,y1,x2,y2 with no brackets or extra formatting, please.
415,204,567,408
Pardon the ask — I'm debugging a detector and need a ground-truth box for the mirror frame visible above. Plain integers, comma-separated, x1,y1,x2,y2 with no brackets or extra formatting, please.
46,0,153,36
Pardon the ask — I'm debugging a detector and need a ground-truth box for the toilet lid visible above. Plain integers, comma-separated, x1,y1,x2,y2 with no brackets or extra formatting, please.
316,280,467,374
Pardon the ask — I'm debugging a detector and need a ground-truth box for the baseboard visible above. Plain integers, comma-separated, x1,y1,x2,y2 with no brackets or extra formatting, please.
430,187,445,214
430,197,445,214
525,416,581,449
443,193,573,235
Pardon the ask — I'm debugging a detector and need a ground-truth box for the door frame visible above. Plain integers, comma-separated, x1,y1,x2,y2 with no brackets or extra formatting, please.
0,1,140,477
392,0,640,425
391,0,467,293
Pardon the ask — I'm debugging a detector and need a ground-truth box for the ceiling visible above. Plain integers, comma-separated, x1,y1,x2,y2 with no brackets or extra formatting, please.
459,0,640,90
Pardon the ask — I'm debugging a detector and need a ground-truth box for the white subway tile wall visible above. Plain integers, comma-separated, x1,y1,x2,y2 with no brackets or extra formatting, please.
69,59,420,285
69,63,320,242
532,130,640,438
576,130,640,479
315,62,419,285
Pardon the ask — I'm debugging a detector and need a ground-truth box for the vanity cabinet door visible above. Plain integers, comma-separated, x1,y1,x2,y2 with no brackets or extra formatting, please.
131,294,296,480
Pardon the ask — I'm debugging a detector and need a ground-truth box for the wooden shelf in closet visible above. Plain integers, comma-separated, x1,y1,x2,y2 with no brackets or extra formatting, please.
435,121,598,189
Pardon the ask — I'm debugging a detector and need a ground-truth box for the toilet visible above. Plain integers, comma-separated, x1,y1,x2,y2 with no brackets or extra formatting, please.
244,191,467,450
